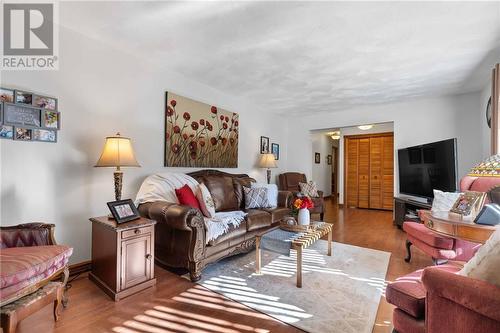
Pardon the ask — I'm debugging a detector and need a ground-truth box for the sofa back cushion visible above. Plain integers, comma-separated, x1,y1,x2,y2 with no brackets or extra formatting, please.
202,175,239,212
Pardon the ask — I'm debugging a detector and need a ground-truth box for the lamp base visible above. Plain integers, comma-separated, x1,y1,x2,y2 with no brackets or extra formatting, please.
266,169,271,184
114,170,123,201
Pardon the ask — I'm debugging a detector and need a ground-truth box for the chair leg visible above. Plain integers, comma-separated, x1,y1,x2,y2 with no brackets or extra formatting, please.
404,240,412,263
392,329,399,333
320,212,324,221
53,286,62,322
61,266,69,308
1,312,18,333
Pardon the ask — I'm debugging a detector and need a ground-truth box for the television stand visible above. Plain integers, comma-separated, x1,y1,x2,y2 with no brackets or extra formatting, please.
394,196,432,229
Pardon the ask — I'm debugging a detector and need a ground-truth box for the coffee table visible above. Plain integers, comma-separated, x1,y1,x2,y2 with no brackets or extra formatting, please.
255,221,333,288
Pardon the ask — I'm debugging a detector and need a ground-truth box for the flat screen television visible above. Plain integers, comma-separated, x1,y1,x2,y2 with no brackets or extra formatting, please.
398,138,457,200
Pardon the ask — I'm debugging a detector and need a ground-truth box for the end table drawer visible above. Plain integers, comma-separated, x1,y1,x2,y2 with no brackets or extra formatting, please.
122,226,152,239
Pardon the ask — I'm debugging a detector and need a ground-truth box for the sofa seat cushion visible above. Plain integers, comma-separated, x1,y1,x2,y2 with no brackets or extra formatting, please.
386,264,461,319
403,221,454,250
208,221,247,246
245,209,272,231
0,245,73,303
262,207,290,223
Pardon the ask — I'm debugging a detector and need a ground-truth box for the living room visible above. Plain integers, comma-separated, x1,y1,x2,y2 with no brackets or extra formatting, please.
1,1,500,333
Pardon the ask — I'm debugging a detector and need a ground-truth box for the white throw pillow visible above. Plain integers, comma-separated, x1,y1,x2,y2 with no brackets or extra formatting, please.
244,187,270,209
196,183,216,218
432,189,461,213
299,181,319,198
459,227,500,288
251,183,278,207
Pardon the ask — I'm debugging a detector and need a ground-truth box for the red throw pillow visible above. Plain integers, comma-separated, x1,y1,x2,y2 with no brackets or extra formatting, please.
175,185,201,210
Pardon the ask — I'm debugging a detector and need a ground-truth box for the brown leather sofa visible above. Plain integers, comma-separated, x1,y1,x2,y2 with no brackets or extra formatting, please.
138,170,292,282
278,172,325,220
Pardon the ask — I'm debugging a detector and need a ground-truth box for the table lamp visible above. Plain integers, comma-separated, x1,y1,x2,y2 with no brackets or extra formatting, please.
95,133,140,200
259,153,277,184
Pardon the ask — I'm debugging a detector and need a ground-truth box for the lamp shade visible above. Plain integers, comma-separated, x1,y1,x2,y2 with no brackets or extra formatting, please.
259,153,277,168
95,133,140,168
468,154,500,177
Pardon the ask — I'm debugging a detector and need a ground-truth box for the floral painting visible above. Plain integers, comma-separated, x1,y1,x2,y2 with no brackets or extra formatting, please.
164,92,239,167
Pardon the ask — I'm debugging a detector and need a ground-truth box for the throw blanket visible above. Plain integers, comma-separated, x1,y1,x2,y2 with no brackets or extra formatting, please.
205,211,247,244
135,173,199,206
135,173,247,244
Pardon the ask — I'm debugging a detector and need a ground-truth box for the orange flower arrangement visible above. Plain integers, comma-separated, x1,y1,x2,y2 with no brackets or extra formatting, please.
292,196,314,215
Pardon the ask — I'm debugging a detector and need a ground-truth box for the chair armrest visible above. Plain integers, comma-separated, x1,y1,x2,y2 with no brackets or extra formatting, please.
138,201,204,231
278,191,293,208
0,223,56,248
422,267,500,322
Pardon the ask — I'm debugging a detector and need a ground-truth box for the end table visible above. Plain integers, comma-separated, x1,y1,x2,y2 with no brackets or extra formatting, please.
89,216,156,301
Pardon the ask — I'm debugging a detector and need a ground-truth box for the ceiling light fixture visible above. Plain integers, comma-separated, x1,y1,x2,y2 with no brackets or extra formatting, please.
358,124,374,130
328,131,340,140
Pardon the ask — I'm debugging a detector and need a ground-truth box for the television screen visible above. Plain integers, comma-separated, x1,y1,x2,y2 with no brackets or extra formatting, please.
398,138,457,199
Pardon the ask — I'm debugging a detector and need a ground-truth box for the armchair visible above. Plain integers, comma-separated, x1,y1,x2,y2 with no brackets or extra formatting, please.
278,172,325,220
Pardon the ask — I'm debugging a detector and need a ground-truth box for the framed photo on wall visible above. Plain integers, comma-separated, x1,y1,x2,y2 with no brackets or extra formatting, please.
0,88,14,103
315,152,320,164
33,94,57,111
271,143,279,160
260,136,270,153
107,199,141,224
327,154,332,165
15,90,33,105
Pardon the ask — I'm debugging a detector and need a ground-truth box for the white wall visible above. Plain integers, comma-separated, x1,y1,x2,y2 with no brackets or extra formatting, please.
0,27,288,264
287,93,485,204
311,133,334,197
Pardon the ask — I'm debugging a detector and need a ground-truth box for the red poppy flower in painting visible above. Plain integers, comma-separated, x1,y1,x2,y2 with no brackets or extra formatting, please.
221,138,228,146
190,151,197,160
225,116,229,122
189,141,197,152
200,119,205,126
210,137,217,146
211,106,217,114
207,124,213,131
182,134,188,140
223,122,228,129
220,115,224,121
171,144,180,154
183,112,191,120
171,100,177,107
191,121,199,130
167,106,174,116
199,140,205,147
173,125,180,133
230,138,235,146
235,121,239,127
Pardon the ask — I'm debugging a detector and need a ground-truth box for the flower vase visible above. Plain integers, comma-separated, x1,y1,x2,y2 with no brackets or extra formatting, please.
298,208,310,226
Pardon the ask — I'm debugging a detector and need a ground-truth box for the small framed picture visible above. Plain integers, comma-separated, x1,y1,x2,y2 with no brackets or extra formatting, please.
0,125,14,139
14,127,32,141
4,103,41,127
33,129,57,143
271,143,280,160
33,94,57,111
0,88,14,103
107,199,141,224
315,152,320,164
260,136,270,154
450,191,486,217
43,110,60,129
15,90,33,105
327,155,332,165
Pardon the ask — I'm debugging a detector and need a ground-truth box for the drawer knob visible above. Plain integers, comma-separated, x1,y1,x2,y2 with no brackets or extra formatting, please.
427,219,434,228
134,229,141,234
145,254,152,260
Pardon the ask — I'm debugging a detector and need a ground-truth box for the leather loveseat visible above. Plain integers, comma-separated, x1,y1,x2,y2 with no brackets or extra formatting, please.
138,170,292,281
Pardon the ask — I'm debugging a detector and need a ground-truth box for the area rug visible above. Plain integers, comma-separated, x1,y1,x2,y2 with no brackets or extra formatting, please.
191,241,390,333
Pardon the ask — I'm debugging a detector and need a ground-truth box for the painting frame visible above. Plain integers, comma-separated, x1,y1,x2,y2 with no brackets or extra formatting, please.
271,143,280,160
0,125,14,140
3,102,42,128
327,154,332,165
164,91,239,168
13,127,33,141
42,110,60,129
107,199,141,224
14,90,33,105
32,128,57,143
315,152,321,164
33,94,58,111
260,136,270,154
0,87,15,103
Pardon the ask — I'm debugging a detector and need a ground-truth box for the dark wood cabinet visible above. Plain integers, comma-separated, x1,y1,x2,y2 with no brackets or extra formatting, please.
89,216,156,301
393,197,432,228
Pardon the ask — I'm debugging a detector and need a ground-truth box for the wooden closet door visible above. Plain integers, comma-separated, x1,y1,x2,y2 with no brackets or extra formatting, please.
369,137,383,209
358,138,370,208
382,135,394,210
345,138,359,207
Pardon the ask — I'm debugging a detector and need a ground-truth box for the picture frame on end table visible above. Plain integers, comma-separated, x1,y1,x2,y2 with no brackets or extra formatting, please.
107,199,141,224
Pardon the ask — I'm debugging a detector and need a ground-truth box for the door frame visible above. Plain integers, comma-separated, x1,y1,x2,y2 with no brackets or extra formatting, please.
343,131,394,209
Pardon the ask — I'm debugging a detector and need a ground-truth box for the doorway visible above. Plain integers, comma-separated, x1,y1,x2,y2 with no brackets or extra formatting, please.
331,146,339,202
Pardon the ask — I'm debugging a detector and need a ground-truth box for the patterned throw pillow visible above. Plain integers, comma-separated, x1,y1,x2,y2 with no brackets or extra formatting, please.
432,189,461,213
251,183,278,207
299,181,319,198
196,183,216,218
244,187,270,209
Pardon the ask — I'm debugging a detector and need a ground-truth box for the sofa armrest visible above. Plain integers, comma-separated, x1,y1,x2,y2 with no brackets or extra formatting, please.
422,267,500,322
0,223,56,248
278,191,293,208
138,201,204,232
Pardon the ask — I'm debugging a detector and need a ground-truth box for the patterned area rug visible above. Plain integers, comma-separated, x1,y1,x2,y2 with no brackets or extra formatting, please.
194,241,390,333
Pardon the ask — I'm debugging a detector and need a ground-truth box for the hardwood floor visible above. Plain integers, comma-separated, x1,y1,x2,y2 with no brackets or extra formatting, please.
15,199,432,333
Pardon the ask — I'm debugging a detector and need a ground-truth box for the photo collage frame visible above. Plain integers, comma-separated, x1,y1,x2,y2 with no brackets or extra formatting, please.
0,88,59,143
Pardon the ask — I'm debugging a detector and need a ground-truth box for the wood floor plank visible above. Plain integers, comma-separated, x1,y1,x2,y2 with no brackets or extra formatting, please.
15,199,430,333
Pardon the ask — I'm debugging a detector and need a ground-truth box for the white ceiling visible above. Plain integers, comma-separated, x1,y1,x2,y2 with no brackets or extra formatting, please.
61,1,500,115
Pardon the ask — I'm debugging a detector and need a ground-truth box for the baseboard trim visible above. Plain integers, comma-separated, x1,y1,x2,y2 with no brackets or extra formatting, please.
69,260,92,277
